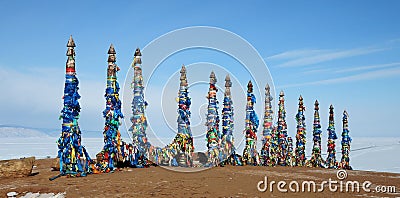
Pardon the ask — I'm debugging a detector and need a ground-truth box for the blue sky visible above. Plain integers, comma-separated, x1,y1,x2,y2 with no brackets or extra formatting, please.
0,1,399,144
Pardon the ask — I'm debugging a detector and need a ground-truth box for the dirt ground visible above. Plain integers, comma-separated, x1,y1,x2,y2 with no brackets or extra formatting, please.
0,158,399,197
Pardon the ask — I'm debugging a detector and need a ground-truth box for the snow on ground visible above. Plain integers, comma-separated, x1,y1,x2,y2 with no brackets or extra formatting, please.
350,137,400,173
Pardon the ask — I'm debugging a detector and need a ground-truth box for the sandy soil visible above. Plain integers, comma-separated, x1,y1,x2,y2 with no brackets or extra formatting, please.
0,158,399,197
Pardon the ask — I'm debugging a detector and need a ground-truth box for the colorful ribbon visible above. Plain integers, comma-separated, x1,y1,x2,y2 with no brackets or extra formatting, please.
57,36,91,177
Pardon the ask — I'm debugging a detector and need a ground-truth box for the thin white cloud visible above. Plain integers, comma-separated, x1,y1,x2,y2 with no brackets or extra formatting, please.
301,68,332,74
267,46,388,68
300,62,400,75
334,62,400,73
266,49,327,60
388,38,400,44
278,66,400,89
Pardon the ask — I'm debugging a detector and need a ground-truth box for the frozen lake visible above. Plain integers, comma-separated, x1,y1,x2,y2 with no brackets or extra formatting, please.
0,136,399,173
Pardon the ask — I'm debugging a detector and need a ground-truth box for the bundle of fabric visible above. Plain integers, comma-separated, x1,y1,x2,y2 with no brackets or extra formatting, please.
269,126,279,166
339,110,352,170
287,137,295,166
150,146,163,165
160,145,178,166
166,65,194,167
205,71,221,167
93,151,111,173
276,91,289,166
242,81,260,166
57,36,92,177
326,105,338,169
295,95,307,166
224,153,243,166
129,48,152,168
96,44,124,173
220,75,242,166
307,100,325,168
261,84,274,166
